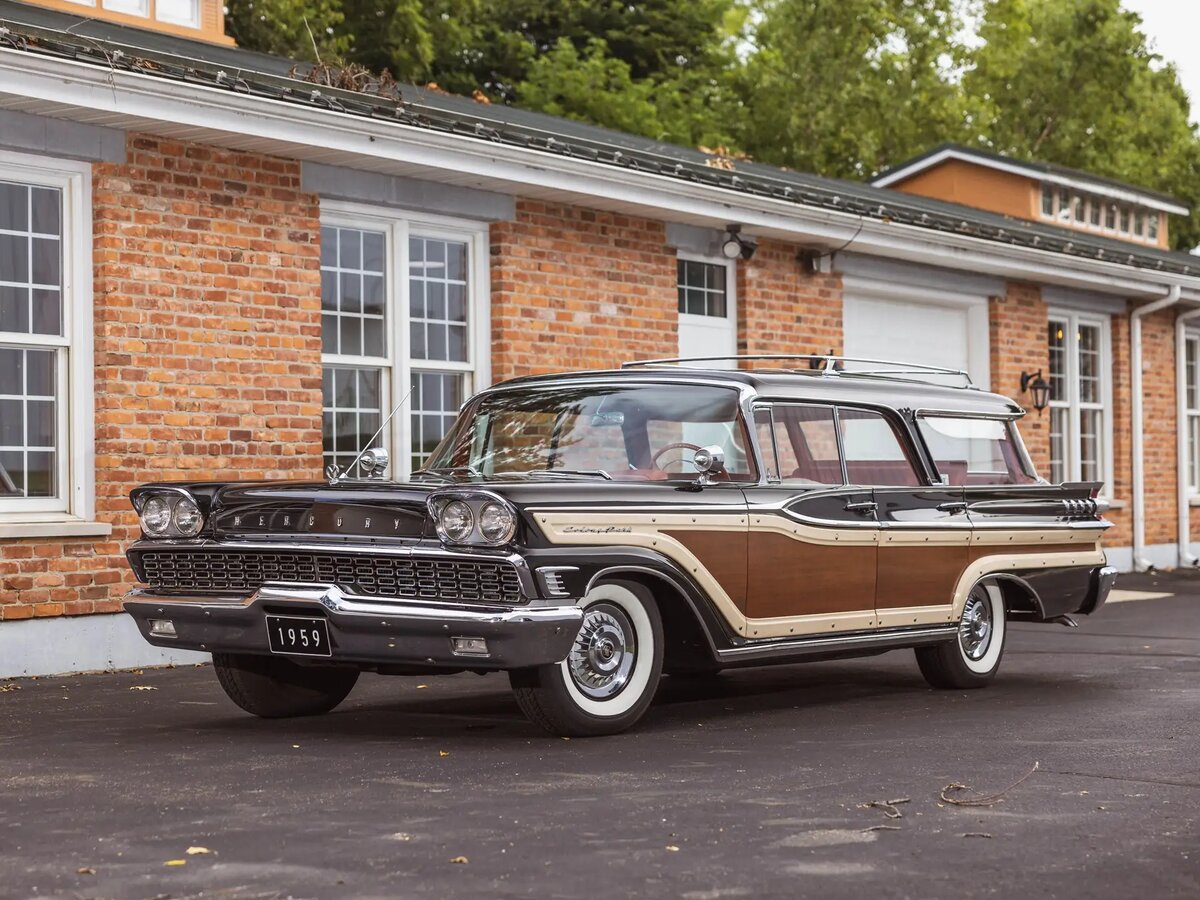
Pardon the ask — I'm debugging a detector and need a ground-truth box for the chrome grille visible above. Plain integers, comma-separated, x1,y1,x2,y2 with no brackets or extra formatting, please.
136,550,525,604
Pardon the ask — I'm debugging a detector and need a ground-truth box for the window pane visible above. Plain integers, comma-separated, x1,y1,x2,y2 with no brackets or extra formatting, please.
1120,207,1131,233
1041,186,1053,216
1048,320,1067,402
411,372,464,471
156,0,199,26
410,237,470,362
1189,339,1198,411
1080,408,1103,484
1058,189,1071,221
1191,415,1200,493
321,365,383,476
1072,194,1085,221
1106,205,1117,230
1148,214,1160,241
754,408,779,481
1134,211,1144,237
102,0,148,14
1089,197,1101,227
0,181,64,338
917,417,1035,486
838,408,918,486
676,259,728,319
321,226,387,359
1049,407,1067,484
0,346,58,499
1077,324,1101,404
773,405,842,485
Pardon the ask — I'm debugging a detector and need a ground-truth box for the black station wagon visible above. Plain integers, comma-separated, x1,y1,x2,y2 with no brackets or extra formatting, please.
123,356,1116,736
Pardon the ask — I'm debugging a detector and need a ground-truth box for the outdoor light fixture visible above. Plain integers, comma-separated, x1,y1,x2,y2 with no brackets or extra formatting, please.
720,224,757,260
796,249,822,274
1020,369,1051,414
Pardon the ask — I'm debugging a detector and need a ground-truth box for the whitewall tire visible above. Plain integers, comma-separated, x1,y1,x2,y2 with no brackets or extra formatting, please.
915,582,1007,689
510,581,664,736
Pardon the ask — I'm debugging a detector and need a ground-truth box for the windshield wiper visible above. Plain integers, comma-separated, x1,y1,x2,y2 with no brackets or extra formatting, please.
519,469,613,481
413,465,481,482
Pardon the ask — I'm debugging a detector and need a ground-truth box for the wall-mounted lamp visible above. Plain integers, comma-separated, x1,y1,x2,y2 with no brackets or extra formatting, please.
1020,369,1050,414
720,224,757,260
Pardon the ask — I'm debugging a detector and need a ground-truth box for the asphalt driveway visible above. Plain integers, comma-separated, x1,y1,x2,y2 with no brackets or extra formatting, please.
1,574,1197,899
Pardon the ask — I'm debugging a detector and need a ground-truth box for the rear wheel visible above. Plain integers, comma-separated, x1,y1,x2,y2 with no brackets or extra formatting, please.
915,582,1007,689
510,581,664,737
213,652,359,718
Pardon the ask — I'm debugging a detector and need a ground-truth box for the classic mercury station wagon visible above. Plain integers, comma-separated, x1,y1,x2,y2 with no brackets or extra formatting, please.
123,356,1115,736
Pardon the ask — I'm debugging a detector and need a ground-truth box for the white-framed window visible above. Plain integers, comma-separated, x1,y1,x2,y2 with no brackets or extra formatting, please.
676,252,736,365
319,203,489,479
1047,310,1112,494
1037,186,1159,245
155,0,200,26
1185,333,1200,495
0,151,94,524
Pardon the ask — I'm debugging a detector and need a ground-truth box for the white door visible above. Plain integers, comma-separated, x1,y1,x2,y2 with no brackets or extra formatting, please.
843,286,990,387
677,255,736,367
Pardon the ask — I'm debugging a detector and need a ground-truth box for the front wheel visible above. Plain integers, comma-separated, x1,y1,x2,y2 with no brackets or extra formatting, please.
510,581,664,737
213,652,359,718
915,582,1007,689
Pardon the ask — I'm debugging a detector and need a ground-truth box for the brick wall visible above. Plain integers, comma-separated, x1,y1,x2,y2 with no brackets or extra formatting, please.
989,282,1050,472
0,135,323,621
738,239,843,360
1137,308,1179,548
489,200,678,379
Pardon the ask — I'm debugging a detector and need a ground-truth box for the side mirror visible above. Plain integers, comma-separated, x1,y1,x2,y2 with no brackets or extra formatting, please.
693,445,726,487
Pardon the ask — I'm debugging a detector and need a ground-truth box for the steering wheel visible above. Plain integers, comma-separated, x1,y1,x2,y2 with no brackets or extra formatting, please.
651,442,704,470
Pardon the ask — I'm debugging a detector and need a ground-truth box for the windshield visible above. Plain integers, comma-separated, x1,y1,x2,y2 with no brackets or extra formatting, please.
917,416,1038,486
423,383,757,482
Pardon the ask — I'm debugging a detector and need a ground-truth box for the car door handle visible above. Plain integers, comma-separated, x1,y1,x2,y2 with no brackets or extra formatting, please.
844,501,877,513
937,501,967,513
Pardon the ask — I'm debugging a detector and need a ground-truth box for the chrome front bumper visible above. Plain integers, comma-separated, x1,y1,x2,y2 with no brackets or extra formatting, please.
123,584,583,669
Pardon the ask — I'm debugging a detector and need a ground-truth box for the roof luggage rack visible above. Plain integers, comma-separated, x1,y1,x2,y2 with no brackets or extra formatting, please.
621,354,976,389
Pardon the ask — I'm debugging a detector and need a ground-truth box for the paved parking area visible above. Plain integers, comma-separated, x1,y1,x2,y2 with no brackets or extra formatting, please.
1,574,1197,899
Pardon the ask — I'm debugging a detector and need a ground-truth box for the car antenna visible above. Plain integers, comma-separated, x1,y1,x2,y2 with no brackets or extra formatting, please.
326,385,415,485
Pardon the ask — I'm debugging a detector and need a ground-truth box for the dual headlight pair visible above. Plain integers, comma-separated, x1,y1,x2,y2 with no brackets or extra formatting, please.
427,492,516,546
138,492,205,538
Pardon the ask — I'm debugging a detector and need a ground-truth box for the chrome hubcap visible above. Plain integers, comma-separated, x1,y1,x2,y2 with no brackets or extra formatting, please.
568,603,636,699
959,591,993,661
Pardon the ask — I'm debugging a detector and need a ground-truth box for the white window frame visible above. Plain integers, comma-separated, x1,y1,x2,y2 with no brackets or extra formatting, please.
1047,309,1113,496
676,250,737,364
1185,331,1200,496
319,201,490,481
0,151,96,531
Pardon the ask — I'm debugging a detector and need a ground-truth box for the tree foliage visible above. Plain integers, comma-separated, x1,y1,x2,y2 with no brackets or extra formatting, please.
224,0,1200,250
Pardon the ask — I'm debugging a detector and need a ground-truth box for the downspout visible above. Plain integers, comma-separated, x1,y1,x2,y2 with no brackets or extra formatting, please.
1176,304,1200,567
1131,284,1181,572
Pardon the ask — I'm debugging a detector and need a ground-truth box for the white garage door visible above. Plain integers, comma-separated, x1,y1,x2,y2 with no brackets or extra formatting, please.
843,288,990,388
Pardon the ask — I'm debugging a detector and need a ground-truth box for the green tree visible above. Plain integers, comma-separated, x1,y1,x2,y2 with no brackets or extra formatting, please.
736,0,969,178
964,0,1200,250
225,0,349,61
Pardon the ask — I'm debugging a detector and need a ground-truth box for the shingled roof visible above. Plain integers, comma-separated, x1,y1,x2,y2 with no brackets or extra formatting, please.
1,0,1197,278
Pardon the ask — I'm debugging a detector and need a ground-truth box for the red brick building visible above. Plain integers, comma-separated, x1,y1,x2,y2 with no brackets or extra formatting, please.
1,0,1199,675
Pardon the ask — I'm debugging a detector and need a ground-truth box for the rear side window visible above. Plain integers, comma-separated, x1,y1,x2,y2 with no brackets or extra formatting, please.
917,416,1037,486
839,408,921,486
756,405,843,485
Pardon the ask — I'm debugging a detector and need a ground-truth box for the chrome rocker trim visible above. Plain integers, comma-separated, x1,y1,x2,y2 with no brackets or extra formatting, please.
123,583,582,669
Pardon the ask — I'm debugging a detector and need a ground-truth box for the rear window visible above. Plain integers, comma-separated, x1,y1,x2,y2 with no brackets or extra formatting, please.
917,416,1037,486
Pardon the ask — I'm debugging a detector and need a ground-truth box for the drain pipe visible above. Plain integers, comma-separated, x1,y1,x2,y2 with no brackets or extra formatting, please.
1132,284,1181,572
1176,304,1200,567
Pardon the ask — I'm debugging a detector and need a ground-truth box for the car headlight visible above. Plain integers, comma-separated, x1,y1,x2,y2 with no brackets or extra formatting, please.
429,492,518,546
478,501,516,544
437,499,475,543
172,497,204,537
136,491,205,538
140,496,172,536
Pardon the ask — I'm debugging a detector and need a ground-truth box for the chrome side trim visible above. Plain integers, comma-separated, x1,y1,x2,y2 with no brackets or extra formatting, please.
717,624,956,659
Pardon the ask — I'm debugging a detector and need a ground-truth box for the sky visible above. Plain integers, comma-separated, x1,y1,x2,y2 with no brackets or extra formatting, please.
1122,0,1200,123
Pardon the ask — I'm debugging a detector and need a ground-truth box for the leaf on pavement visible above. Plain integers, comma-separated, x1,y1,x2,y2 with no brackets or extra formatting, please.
164,859,187,867
130,686,158,692
439,750,450,757
449,856,469,864
185,846,211,855
77,866,96,875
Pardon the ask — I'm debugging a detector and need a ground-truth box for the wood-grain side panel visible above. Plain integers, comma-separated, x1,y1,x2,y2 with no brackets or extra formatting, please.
662,530,748,613
744,532,875,618
877,545,969,608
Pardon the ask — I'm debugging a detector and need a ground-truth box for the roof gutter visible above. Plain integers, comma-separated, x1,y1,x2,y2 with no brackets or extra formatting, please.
1131,285,1182,571
2,49,1200,300
1176,305,1200,567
